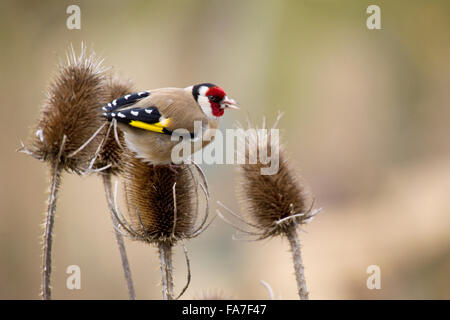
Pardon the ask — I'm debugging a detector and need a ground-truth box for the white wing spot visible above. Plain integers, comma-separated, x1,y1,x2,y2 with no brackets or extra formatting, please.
111,113,116,117
124,94,131,100
118,112,126,118
145,109,153,114
36,129,44,142
138,91,147,96
112,100,117,106
131,110,139,116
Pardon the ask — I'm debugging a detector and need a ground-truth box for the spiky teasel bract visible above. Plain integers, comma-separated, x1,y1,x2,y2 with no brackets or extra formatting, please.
23,43,108,174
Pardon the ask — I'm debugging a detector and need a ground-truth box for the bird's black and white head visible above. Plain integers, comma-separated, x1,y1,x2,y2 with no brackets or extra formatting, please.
187,83,238,119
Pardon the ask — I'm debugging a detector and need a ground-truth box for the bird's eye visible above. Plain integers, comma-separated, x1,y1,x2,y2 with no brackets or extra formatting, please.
208,95,221,103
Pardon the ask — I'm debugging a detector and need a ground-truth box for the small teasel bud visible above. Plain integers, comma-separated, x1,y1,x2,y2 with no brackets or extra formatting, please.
217,114,320,300
115,150,211,299
94,75,134,175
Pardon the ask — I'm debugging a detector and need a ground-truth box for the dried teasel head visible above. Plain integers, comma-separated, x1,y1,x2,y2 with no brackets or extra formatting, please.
217,114,318,300
218,114,320,240
20,43,110,299
22,43,108,174
115,150,210,246
94,75,134,175
113,151,212,300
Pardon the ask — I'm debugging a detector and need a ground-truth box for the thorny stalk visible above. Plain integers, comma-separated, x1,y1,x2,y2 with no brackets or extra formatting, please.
41,135,66,300
158,241,174,300
102,174,136,300
285,226,309,300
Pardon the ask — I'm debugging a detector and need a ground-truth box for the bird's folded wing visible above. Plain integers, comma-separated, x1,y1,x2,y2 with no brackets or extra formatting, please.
102,91,150,112
103,105,171,134
101,89,203,137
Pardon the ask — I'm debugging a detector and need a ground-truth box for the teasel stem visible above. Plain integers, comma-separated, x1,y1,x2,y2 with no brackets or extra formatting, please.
42,135,66,300
285,226,309,300
158,241,174,300
102,174,136,300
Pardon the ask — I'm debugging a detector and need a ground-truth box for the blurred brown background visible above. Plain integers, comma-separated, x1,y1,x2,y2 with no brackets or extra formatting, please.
1,0,449,299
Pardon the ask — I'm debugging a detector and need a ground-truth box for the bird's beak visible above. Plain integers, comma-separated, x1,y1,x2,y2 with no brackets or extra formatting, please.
221,97,239,110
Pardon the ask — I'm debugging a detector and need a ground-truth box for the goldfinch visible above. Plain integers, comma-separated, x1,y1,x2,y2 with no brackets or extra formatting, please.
102,83,238,164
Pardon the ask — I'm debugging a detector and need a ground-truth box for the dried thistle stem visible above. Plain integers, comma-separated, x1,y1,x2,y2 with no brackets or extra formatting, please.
285,226,309,300
158,242,174,300
102,174,136,300
41,136,66,300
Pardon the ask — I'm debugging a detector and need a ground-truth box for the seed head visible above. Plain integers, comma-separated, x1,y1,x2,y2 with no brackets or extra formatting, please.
235,116,318,239
27,44,108,173
120,151,204,245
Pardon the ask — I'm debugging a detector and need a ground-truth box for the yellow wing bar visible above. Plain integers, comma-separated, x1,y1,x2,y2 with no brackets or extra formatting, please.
129,118,171,133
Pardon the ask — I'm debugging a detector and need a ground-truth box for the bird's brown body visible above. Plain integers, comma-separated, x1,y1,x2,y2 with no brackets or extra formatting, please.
116,87,219,164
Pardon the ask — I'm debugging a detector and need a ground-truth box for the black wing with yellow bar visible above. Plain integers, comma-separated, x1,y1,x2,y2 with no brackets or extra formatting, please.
103,105,171,135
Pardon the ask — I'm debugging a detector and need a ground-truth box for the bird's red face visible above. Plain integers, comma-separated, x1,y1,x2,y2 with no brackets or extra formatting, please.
192,83,239,119
206,86,227,117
